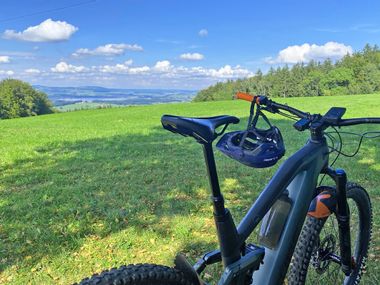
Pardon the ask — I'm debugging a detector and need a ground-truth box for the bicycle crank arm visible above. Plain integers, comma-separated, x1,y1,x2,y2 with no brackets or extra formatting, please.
323,252,357,271
323,252,342,265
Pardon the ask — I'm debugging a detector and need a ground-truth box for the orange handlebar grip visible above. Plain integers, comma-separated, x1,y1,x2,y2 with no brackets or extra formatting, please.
235,92,255,102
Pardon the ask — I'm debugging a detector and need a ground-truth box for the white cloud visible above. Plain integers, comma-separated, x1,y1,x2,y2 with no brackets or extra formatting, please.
153,60,172,72
0,56,10,63
47,59,253,87
98,60,134,73
180,53,204,61
181,65,253,79
96,60,150,75
151,61,252,79
25,68,41,74
129,66,150,74
90,59,253,79
73,43,143,56
266,42,353,64
199,29,208,37
123,59,133,66
0,70,14,76
90,61,253,79
208,65,252,78
51,61,86,73
3,19,78,42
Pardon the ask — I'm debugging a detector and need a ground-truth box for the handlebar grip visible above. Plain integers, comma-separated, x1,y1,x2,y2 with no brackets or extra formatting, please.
235,92,255,102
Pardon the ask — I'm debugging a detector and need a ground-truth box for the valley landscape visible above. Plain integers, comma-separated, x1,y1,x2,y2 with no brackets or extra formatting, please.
34,85,197,111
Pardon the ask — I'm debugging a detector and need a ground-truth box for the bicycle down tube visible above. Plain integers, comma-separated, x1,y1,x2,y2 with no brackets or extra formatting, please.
245,138,329,284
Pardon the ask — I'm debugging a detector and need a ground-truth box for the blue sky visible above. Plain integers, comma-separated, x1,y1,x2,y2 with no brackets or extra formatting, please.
0,0,380,89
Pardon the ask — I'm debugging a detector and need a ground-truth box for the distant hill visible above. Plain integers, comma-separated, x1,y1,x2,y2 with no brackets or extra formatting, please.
33,85,197,107
194,44,380,101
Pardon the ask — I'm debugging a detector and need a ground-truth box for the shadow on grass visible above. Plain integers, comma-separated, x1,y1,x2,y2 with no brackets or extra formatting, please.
0,127,211,271
0,116,379,279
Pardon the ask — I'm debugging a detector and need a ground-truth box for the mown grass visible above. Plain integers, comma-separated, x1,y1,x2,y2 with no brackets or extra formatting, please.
0,94,379,284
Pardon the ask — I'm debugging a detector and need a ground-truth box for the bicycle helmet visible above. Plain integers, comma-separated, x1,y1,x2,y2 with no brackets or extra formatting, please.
216,99,285,168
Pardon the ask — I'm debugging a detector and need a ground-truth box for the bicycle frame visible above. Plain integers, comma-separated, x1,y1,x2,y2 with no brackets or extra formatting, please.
163,95,380,285
200,135,330,284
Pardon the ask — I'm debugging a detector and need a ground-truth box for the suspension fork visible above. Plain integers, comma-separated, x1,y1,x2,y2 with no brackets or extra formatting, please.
325,168,353,275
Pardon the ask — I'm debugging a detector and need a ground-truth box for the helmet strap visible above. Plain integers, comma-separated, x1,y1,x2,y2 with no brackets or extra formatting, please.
239,101,274,145
247,101,273,131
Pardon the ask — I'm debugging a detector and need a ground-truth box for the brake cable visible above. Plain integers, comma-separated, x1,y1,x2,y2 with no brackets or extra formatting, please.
319,129,380,186
325,130,380,158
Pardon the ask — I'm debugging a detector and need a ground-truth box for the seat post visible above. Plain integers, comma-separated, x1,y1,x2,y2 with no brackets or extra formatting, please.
202,143,225,216
202,142,241,268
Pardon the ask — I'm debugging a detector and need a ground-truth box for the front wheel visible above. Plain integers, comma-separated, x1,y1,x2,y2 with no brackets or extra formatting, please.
74,264,199,285
288,183,372,285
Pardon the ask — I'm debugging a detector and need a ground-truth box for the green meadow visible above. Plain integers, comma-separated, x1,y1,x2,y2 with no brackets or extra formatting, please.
0,94,379,284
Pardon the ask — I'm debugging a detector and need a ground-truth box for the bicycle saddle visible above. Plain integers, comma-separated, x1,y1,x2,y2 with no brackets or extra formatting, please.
161,114,240,143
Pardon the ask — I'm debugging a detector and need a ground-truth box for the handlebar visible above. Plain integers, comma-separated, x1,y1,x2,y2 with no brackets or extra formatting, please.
235,92,256,102
235,92,310,119
338,118,380,126
235,92,380,129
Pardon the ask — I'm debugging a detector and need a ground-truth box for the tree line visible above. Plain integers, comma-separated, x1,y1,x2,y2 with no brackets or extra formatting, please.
194,44,380,102
0,79,55,119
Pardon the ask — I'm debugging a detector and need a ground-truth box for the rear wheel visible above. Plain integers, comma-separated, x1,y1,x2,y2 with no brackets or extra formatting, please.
288,183,372,285
74,264,198,285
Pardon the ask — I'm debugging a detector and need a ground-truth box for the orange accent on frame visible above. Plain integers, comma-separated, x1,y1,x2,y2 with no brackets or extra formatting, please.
308,194,332,219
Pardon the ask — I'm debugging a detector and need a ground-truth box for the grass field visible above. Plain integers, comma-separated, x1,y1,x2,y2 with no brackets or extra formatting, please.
0,94,379,284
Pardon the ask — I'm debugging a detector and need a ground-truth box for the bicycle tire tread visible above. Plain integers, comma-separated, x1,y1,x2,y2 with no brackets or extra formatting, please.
74,263,197,285
288,183,372,285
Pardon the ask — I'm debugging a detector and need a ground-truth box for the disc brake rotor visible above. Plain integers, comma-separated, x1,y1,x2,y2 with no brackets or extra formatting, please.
310,234,336,274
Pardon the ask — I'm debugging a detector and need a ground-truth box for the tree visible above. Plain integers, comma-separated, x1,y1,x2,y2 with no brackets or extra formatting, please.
303,69,324,96
192,44,380,102
0,79,55,119
320,67,353,96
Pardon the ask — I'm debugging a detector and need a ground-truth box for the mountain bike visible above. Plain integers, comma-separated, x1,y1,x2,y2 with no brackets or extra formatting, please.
76,93,380,285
